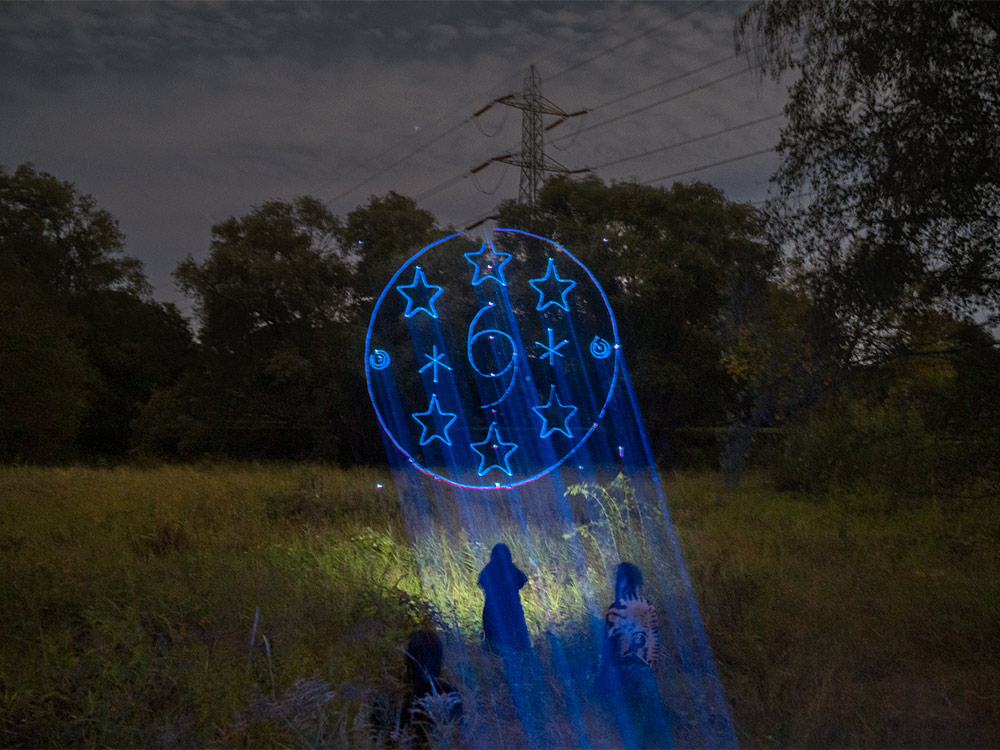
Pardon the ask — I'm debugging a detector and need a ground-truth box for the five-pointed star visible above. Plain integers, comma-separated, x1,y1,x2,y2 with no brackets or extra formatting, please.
397,265,443,318
412,394,458,446
528,257,577,312
470,422,518,476
464,241,512,286
532,384,578,439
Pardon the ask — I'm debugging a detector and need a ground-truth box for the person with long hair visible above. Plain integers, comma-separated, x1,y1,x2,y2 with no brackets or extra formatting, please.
597,562,671,748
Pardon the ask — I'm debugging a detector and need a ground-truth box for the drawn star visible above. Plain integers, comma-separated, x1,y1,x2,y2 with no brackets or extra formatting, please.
533,385,578,439
470,422,518,476
528,257,576,312
464,241,512,286
418,344,452,383
412,394,457,446
535,327,568,366
397,266,443,318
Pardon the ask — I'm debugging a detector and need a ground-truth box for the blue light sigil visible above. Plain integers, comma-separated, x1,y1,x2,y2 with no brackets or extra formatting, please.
464,240,512,286
470,421,518,476
536,327,569,366
533,384,578,439
418,344,452,383
528,257,577,312
412,393,457,446
397,265,443,318
365,230,620,490
363,229,737,749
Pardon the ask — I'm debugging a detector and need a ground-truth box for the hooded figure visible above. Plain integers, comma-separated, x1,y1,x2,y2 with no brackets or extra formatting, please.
477,543,531,651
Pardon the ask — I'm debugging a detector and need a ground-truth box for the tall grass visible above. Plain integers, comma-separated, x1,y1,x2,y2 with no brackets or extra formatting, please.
1,464,997,747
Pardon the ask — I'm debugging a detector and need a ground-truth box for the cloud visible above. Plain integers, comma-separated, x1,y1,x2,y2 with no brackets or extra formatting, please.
0,1,787,299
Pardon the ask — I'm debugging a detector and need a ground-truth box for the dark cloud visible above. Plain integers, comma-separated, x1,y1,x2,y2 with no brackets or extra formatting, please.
0,1,787,302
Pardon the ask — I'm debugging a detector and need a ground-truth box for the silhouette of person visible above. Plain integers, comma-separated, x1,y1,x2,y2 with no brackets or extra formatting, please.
477,543,531,651
399,629,463,744
596,562,671,748
371,629,462,747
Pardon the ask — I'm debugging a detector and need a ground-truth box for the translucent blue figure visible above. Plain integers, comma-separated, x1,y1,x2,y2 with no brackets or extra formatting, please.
597,562,672,749
477,543,531,652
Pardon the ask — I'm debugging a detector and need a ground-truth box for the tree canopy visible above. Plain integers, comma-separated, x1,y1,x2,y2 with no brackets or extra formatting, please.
0,164,191,460
499,176,777,461
737,0,1000,359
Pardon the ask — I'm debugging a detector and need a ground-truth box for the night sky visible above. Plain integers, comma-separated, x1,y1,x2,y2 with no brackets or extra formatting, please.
0,1,788,311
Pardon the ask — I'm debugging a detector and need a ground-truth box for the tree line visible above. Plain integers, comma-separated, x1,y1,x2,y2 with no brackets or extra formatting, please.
2,1,998,495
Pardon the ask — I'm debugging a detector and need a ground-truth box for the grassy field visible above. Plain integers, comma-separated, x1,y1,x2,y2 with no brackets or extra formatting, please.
1,464,998,748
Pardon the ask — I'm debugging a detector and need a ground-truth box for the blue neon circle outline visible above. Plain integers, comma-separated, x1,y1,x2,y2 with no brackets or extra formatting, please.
364,229,621,491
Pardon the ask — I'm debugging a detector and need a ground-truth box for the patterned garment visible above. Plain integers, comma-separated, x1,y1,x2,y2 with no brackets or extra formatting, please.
605,595,660,670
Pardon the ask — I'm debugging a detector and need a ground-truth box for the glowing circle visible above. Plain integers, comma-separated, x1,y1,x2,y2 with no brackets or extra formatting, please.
364,230,620,490
590,336,613,359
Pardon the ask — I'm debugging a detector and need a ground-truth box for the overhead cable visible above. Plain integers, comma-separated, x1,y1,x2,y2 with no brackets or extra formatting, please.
550,66,752,145
589,112,783,170
548,2,705,81
641,147,775,185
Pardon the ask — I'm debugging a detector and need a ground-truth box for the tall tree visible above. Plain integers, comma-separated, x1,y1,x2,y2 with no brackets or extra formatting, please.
0,164,189,459
340,191,438,300
498,176,777,463
169,197,359,459
737,1,1000,361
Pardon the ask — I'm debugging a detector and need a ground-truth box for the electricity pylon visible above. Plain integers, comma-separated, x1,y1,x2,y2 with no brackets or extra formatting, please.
473,65,587,205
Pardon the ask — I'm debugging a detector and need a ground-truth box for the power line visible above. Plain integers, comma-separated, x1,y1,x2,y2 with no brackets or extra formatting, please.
328,6,678,207
589,112,783,171
414,63,767,205
330,118,470,203
550,66,752,146
641,147,775,185
548,2,706,81
586,51,754,114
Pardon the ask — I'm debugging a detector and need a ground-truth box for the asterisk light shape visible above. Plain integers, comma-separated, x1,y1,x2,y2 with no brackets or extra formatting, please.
535,327,568,366
528,257,576,312
412,394,457,446
418,344,452,383
533,384,578,439
464,241,512,286
470,422,518,476
397,266,443,318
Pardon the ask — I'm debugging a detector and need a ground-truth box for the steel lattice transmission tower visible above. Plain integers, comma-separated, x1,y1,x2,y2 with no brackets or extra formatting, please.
475,65,587,205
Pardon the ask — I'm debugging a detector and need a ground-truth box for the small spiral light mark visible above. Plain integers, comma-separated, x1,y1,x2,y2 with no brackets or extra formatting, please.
590,336,612,359
369,349,391,370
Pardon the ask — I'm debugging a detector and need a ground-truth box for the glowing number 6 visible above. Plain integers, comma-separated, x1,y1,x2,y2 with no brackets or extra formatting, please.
467,305,518,408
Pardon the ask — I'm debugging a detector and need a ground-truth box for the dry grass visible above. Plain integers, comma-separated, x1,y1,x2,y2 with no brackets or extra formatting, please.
1,464,998,747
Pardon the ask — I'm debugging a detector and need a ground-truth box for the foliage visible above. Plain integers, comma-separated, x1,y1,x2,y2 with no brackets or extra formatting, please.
163,198,360,459
498,176,778,460
767,313,1000,497
340,191,438,302
737,0,1000,348
0,164,193,460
